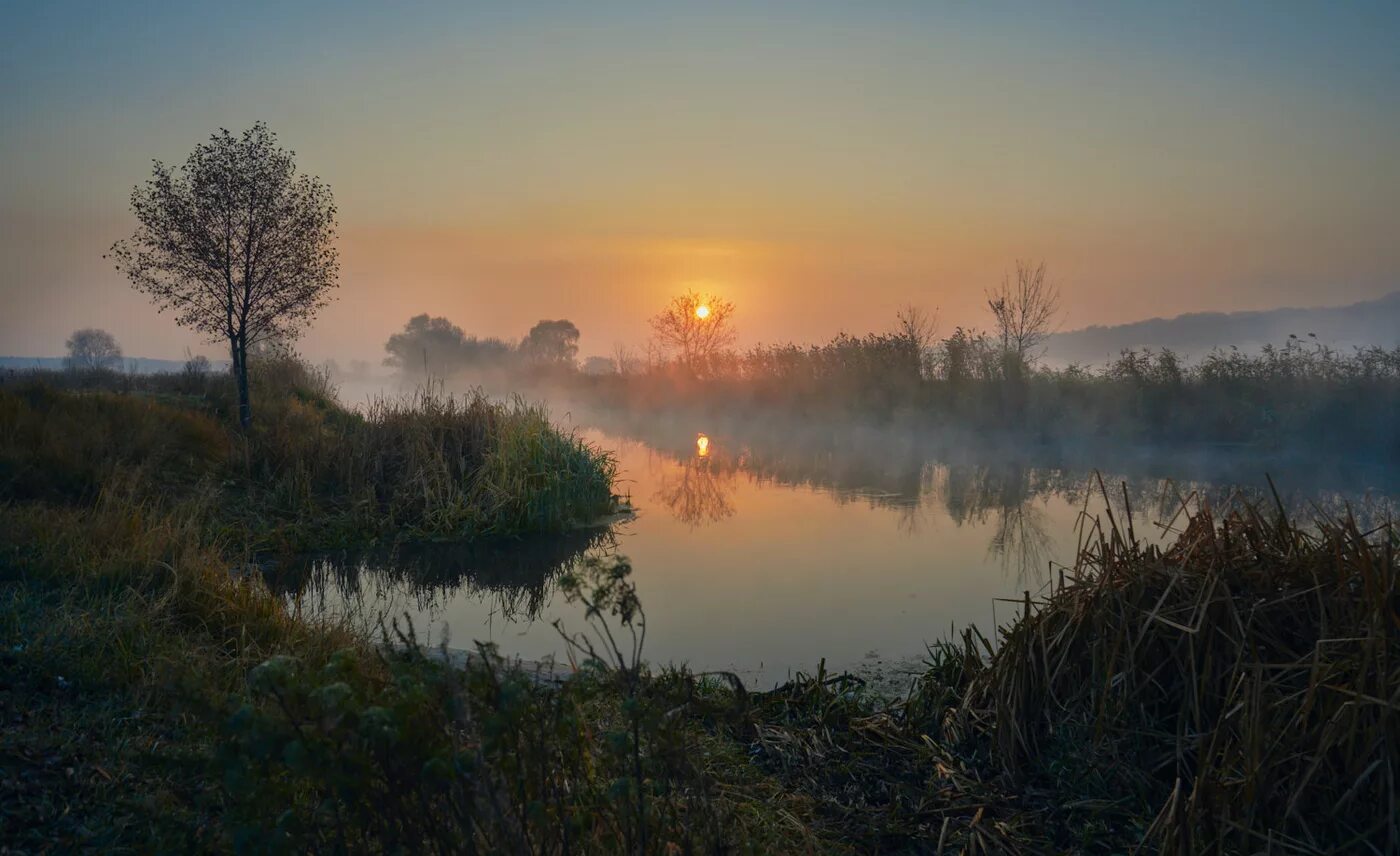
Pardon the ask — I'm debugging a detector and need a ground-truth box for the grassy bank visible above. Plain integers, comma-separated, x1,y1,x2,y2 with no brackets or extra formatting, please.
0,361,624,850
1,356,618,549
3,365,1396,852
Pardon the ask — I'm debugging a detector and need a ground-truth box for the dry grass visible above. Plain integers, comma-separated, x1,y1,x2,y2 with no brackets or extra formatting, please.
952,487,1399,853
738,489,1399,853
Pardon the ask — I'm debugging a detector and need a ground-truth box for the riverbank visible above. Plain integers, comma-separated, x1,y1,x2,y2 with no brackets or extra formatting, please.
2,367,1395,852
0,363,627,850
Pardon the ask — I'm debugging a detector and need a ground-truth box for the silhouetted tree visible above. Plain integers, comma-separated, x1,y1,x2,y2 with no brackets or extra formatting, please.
581,356,617,375
940,327,992,387
896,304,938,378
384,314,515,375
109,122,339,428
649,291,736,372
386,314,464,373
896,305,937,350
987,260,1060,367
64,328,123,371
519,319,580,365
612,342,640,376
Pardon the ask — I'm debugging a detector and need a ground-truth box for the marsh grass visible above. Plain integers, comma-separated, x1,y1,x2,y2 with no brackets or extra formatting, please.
221,493,1398,853
235,384,617,550
0,382,231,504
4,361,1396,853
0,360,625,850
954,489,1400,853
0,361,618,551
734,490,1400,853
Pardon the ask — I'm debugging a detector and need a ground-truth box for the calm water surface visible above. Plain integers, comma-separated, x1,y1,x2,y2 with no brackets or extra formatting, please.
274,419,1397,688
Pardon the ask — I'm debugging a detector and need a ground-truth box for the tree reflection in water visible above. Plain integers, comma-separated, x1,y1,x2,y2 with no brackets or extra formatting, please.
651,438,736,528
615,417,1400,586
265,527,615,626
939,463,1058,582
985,498,1053,583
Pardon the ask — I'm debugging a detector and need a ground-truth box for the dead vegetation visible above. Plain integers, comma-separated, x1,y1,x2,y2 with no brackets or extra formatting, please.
742,486,1399,853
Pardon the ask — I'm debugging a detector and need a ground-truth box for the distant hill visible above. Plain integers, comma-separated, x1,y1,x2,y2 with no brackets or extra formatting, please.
0,356,227,374
1045,292,1400,366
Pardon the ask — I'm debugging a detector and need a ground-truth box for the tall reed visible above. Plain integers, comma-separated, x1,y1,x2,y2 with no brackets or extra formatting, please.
953,492,1399,852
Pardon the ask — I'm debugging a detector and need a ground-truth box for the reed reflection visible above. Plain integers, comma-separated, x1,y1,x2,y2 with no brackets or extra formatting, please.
267,528,614,624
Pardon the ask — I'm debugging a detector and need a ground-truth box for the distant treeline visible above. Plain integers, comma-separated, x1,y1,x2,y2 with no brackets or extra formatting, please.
0,355,228,375
579,336,1400,455
385,315,1400,458
384,314,587,375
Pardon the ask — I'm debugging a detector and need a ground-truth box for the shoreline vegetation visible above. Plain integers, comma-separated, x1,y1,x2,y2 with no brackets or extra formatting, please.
372,297,1400,469
2,360,1397,853
524,335,1400,469
1,352,619,549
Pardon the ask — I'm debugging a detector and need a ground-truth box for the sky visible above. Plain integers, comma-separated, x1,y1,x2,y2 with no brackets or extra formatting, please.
3,1,1399,364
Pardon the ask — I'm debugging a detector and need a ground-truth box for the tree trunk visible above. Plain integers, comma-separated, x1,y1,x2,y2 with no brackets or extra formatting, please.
234,336,252,429
229,338,241,392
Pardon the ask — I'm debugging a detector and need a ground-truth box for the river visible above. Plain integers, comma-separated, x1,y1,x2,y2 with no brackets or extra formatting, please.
271,414,1399,688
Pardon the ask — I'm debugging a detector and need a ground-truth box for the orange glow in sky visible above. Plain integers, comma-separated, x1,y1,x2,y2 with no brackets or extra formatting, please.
2,4,1398,364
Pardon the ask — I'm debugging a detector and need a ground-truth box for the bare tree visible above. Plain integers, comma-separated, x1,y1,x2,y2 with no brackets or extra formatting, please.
896,304,937,351
64,328,123,371
986,260,1060,365
109,123,339,428
612,342,639,376
896,304,938,377
643,341,663,373
649,290,737,372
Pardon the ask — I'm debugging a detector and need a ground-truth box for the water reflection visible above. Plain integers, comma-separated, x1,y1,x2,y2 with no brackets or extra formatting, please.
267,528,613,625
259,411,1400,685
937,464,1057,582
653,454,736,528
606,417,1400,584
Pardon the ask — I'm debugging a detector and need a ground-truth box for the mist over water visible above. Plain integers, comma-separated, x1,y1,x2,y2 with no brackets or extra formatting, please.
276,378,1400,687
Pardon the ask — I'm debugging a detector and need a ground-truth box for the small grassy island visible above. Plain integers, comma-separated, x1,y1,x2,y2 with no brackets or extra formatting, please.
2,359,1395,853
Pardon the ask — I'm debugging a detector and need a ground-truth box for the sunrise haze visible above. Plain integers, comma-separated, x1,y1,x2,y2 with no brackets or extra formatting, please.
4,1,1399,363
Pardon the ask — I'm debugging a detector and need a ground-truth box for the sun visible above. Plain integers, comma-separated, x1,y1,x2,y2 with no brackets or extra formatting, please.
695,304,711,320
